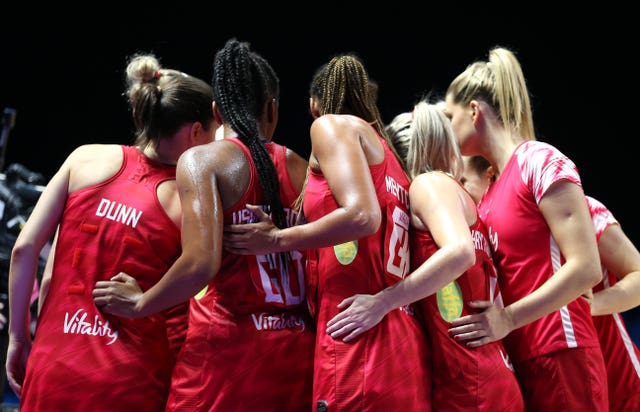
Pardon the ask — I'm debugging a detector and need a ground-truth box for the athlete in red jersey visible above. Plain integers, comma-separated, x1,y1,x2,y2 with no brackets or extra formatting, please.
327,101,523,411
7,54,216,411
462,159,640,411
225,55,431,410
585,196,640,411
165,135,313,411
446,47,607,411
93,39,313,411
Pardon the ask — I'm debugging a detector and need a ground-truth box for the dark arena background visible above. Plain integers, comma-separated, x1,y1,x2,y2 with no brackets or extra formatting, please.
0,11,636,410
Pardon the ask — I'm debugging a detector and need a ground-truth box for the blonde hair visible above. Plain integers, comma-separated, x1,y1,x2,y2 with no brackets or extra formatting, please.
447,47,536,142
406,100,463,180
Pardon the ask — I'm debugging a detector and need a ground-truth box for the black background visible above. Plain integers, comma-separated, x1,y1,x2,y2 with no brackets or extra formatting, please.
0,13,636,246
0,9,638,350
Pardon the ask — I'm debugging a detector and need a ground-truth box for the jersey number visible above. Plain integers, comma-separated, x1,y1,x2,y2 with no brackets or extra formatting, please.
387,206,410,278
256,250,306,306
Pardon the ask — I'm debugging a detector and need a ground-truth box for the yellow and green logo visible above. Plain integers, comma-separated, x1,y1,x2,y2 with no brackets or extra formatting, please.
334,240,358,265
436,281,463,321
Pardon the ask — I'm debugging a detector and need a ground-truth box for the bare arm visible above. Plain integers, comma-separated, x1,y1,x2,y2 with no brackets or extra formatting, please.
450,181,602,346
224,115,381,254
38,229,58,315
505,181,602,325
591,224,640,315
326,173,476,341
93,147,223,318
9,171,67,339
7,144,121,396
7,161,69,396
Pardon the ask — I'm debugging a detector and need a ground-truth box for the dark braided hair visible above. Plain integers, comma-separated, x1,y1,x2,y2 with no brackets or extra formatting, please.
309,54,404,166
212,39,287,229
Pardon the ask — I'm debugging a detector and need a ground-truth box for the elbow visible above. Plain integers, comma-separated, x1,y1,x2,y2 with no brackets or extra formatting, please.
446,242,476,275
181,253,220,292
11,241,37,265
459,244,476,270
571,258,603,291
585,262,603,288
349,207,381,237
195,261,220,287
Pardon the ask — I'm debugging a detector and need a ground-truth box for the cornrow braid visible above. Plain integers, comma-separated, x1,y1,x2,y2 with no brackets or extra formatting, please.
212,39,287,229
312,54,404,167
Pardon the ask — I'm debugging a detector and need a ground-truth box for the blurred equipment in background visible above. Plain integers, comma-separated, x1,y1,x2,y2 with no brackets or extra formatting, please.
0,109,17,172
0,107,50,408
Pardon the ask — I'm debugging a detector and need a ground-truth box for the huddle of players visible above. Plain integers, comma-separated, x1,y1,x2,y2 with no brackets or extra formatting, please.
6,38,639,412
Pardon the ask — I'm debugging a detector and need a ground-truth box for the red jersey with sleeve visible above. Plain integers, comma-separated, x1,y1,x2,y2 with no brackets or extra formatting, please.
166,138,314,412
477,140,601,362
21,145,181,412
587,195,640,412
412,195,523,411
303,124,431,411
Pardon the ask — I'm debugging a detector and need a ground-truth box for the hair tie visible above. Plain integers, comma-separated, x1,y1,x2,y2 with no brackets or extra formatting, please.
154,70,162,79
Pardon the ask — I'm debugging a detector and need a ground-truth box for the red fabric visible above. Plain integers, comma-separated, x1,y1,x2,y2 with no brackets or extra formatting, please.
22,146,179,412
302,128,431,411
167,138,314,411
413,209,523,411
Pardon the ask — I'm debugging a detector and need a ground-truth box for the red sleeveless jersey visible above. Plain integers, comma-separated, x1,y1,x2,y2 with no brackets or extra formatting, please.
588,196,640,412
412,203,524,411
303,127,431,411
167,138,314,412
22,145,181,412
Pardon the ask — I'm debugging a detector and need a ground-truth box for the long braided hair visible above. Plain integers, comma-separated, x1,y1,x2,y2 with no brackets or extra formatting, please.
310,54,404,165
212,39,287,229
293,54,405,212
